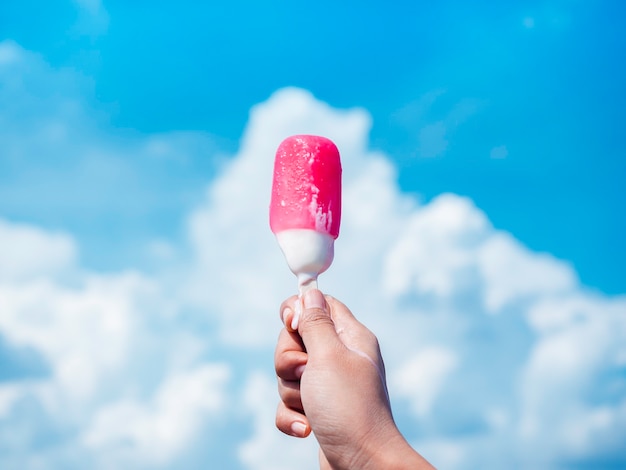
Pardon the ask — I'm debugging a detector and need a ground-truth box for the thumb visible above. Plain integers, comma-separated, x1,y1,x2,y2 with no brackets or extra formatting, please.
297,289,343,355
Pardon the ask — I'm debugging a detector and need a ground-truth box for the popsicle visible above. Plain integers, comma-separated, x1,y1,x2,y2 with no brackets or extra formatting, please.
270,135,342,294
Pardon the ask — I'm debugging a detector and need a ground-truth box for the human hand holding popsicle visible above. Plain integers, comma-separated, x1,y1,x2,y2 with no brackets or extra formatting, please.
270,136,433,469
275,290,434,469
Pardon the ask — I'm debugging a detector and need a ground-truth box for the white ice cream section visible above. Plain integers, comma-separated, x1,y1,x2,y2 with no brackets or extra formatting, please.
275,229,335,291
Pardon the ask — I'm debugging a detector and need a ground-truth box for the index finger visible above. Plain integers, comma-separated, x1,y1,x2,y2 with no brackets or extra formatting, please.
279,295,300,333
275,327,307,381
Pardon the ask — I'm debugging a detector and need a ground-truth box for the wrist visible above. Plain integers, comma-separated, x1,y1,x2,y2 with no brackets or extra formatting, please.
358,424,434,470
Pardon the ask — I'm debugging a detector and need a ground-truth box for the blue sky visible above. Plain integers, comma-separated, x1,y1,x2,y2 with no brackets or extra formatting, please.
1,1,625,468
2,0,624,293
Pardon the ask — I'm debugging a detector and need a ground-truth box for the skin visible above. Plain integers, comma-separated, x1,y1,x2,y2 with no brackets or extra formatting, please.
274,288,435,470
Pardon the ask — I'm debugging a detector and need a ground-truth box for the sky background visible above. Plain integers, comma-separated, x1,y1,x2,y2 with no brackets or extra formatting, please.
0,1,625,469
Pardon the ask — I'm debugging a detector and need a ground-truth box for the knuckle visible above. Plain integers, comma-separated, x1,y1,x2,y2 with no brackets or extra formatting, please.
301,309,333,329
277,378,300,401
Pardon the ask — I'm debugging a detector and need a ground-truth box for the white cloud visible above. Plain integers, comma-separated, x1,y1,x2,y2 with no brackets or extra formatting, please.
519,294,626,461
0,271,151,409
383,194,489,298
0,384,22,418
0,219,77,282
0,219,225,468
478,232,578,312
83,364,231,466
393,347,458,417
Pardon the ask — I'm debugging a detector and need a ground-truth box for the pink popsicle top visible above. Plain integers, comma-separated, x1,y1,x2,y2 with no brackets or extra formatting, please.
270,135,342,239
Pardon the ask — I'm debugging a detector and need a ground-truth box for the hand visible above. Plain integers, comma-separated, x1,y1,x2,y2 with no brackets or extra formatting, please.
274,289,434,469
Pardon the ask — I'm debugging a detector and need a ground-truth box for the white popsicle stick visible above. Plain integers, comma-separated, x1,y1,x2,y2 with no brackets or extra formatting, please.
298,276,318,296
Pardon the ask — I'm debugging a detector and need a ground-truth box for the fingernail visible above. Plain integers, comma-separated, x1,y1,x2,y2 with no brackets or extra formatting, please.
291,421,308,437
282,306,293,326
295,364,306,379
303,289,325,310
